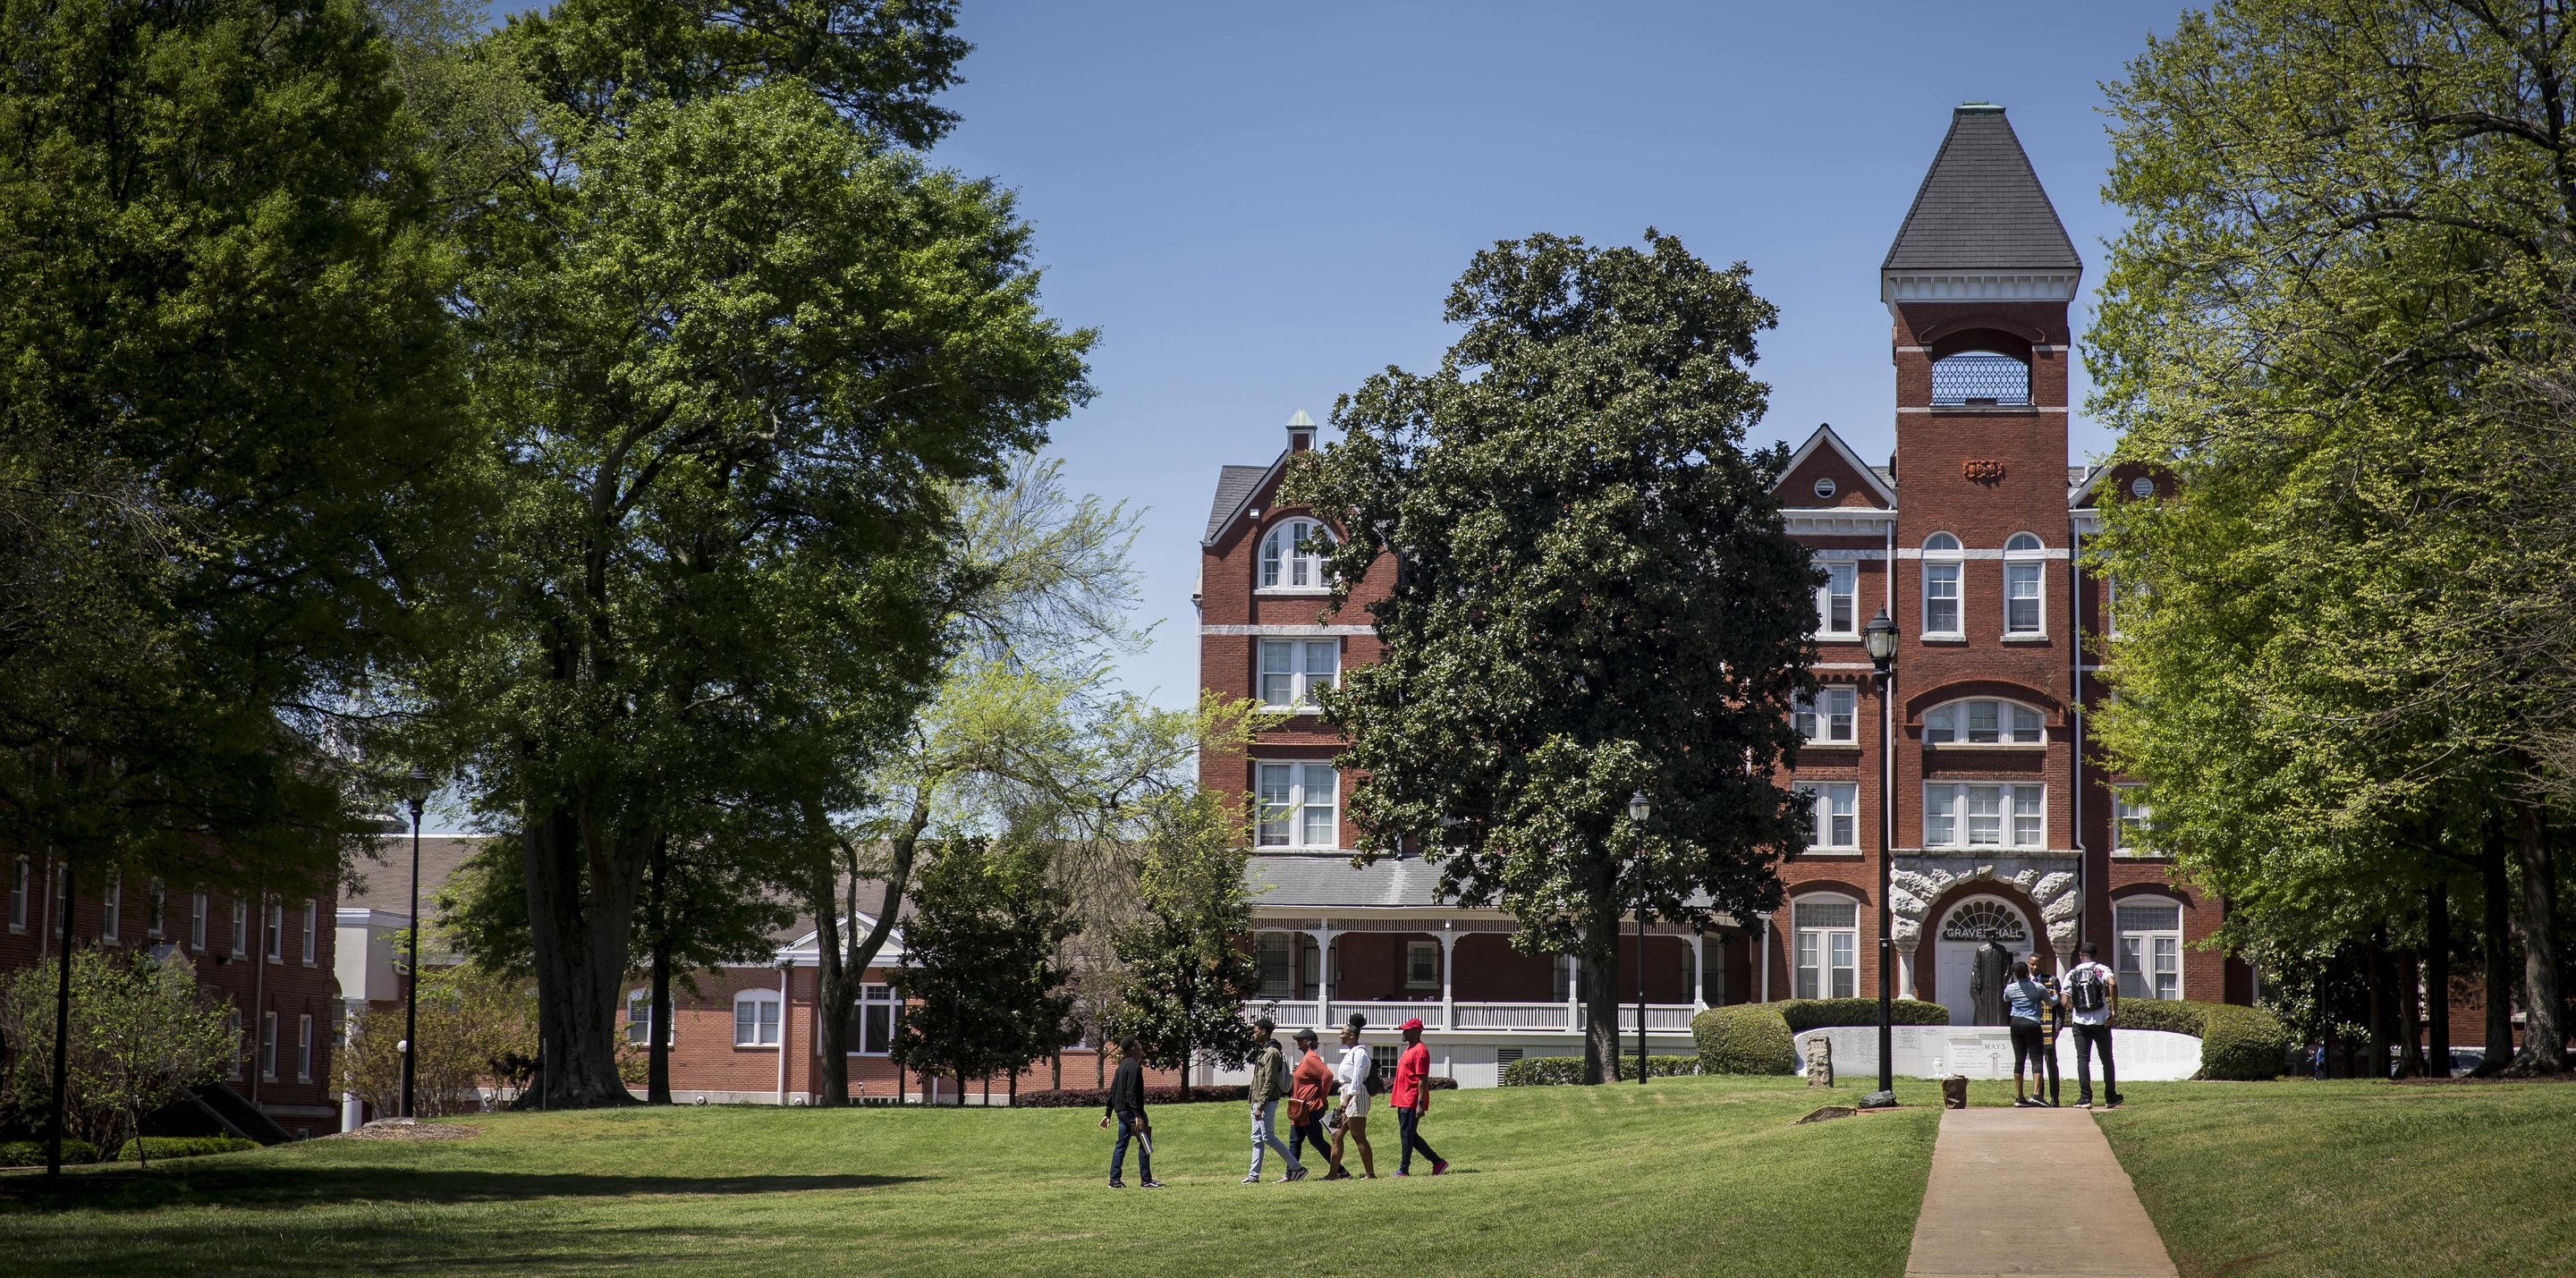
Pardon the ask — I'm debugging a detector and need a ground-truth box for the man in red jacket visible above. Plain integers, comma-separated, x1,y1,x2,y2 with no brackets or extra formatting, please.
1389,1017,1447,1176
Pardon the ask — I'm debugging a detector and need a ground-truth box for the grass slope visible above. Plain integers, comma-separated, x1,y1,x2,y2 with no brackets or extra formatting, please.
2097,1079,2576,1277
0,1076,1942,1276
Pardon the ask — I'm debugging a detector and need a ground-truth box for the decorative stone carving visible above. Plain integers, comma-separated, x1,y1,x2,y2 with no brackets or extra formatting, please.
1890,862,2080,951
1804,1035,1835,1088
1962,459,2006,484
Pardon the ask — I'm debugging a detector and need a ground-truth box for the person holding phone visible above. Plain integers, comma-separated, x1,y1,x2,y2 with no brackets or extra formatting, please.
1101,1037,1164,1189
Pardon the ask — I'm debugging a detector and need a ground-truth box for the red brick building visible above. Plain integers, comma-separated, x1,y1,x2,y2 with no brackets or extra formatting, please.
1190,104,2244,1086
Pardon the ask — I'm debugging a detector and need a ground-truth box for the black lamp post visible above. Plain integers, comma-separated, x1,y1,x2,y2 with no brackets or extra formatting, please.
400,766,430,1121
1862,608,1899,1104
1628,789,1651,1086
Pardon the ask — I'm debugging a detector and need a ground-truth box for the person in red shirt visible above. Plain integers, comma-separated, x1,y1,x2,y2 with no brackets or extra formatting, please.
1287,1028,1336,1174
1389,1017,1447,1176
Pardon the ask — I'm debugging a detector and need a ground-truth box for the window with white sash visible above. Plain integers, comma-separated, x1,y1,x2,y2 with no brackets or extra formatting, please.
1258,518,1335,590
1256,762,1338,849
1921,533,1963,637
2004,532,2046,635
848,984,900,1055
101,872,121,944
734,990,782,1047
1923,698,2045,745
2113,786,2154,857
624,989,674,1047
1795,783,1859,851
1258,639,1339,710
2115,901,2183,1001
296,1014,314,1081
1816,562,1858,637
1255,931,1296,998
1792,897,1860,999
190,892,207,951
8,858,26,933
1922,783,2045,849
1793,685,1857,744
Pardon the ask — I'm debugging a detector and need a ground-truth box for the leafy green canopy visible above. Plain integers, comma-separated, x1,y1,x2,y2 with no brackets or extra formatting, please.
0,0,475,887
1107,790,1260,1078
1283,230,1813,950
891,833,1076,1090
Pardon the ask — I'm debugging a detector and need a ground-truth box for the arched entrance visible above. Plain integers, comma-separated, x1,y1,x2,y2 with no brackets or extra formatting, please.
1933,896,2034,1027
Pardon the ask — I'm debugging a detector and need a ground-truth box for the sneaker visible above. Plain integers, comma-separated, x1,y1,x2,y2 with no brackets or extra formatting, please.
1140,1180,1166,1189
1241,1173,1262,1184
1392,1171,1410,1178
1285,1166,1309,1182
1429,1160,1448,1176
2103,1100,2123,1111
2075,1098,2094,1109
1108,1180,1126,1189
2012,1096,2037,1107
1325,1168,1351,1181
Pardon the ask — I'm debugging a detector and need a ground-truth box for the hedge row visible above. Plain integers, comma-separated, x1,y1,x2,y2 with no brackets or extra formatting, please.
116,1137,260,1162
0,1138,101,1166
2107,999,2290,1080
1694,999,1953,1074
1016,1078,1457,1109
1499,1054,1699,1086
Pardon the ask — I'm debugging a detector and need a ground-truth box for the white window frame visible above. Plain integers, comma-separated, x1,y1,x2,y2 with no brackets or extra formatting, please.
265,898,284,963
99,870,122,945
1793,685,1858,745
147,880,165,939
1816,561,1859,638
1255,931,1297,998
624,989,675,1048
225,1011,244,1081
1795,783,1860,851
1792,896,1860,1000
1922,698,2046,746
2114,899,2184,1001
231,899,249,955
301,899,318,964
2003,532,2046,636
733,990,783,1048
2113,786,2154,857
847,983,901,1056
260,1011,279,1081
1405,940,1439,990
1255,761,1339,849
1920,533,1964,638
1922,783,2046,849
7,857,25,933
1258,518,1335,592
296,1013,314,1082
1258,638,1340,712
190,892,207,951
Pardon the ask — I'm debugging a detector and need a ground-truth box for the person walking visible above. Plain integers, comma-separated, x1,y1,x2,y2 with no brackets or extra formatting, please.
1327,1015,1376,1180
2063,941,2123,1110
1244,1017,1305,1183
2004,959,2051,1108
1101,1037,1164,1189
1389,1017,1447,1177
2028,951,2064,1106
1288,1028,1335,1172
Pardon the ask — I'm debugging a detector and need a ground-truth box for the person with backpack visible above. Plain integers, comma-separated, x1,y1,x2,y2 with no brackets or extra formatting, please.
1327,1014,1377,1180
2063,941,2123,1109
1389,1016,1447,1176
1100,1037,1163,1189
2028,951,2064,1107
1244,1017,1306,1183
2004,959,2054,1108
1288,1028,1335,1171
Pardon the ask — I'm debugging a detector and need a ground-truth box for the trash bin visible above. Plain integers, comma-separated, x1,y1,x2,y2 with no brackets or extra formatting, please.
1941,1075,1969,1110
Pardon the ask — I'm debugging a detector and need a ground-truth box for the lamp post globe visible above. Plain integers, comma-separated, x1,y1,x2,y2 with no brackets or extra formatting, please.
1863,608,1897,671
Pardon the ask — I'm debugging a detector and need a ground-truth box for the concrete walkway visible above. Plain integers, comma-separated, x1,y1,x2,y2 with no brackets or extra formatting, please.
1904,1106,2178,1278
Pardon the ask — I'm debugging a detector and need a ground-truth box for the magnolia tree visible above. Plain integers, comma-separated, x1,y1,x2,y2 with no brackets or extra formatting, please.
342,958,538,1119
0,951,236,1164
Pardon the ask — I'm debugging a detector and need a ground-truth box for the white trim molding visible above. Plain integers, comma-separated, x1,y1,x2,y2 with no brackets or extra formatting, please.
1203,624,1374,637
1896,547,2071,561
1882,271,2081,302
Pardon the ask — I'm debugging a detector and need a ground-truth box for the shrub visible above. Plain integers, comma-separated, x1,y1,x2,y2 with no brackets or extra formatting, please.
1779,998,1951,1033
1501,1054,1698,1086
1693,1005,1798,1075
114,1136,260,1162
0,1138,100,1166
2068,999,2287,1080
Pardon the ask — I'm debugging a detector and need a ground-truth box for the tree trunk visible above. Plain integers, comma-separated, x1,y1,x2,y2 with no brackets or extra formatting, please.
2512,797,2565,1072
812,797,929,1106
2394,947,2426,1079
2426,881,2451,1078
522,806,646,1108
1580,886,1623,1084
954,1068,966,1106
2365,935,2391,1080
809,856,851,1107
2482,827,2517,1072
647,943,674,1104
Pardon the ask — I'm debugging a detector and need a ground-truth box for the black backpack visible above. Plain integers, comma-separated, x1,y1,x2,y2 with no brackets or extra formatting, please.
2068,965,2108,1015
1362,1052,1385,1096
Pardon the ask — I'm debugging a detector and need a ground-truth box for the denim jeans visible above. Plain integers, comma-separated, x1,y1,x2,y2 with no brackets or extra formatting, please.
1249,1097,1299,1177
1395,1104,1442,1173
1109,1109,1150,1182
1290,1115,1332,1167
2072,1023,2118,1103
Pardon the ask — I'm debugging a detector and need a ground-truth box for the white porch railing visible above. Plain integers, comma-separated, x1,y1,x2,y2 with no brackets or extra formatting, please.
1246,998,1322,1028
1604,1003,1699,1032
1451,1001,1572,1031
1329,1000,1445,1030
1241,1001,1699,1033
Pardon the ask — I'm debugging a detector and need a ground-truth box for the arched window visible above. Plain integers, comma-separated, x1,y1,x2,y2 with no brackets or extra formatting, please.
1923,696,2046,745
2114,897,2184,1001
1791,894,1860,999
1929,351,2030,405
1920,532,1963,637
733,990,781,1047
2003,532,2046,636
1259,518,1335,589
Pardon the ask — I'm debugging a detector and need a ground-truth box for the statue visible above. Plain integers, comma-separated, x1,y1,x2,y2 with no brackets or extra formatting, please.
1804,1035,1834,1088
1970,939,2010,1027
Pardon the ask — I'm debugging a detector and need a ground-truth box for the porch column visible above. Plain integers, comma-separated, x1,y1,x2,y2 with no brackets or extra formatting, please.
1309,924,1335,1028
1438,924,1457,1030
1690,932,1707,1012
1563,952,1580,1032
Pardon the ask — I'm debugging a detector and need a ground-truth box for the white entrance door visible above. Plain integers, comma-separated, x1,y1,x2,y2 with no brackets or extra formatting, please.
1932,897,2032,1026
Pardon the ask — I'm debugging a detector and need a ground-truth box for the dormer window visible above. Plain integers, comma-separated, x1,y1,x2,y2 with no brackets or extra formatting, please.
1259,518,1334,590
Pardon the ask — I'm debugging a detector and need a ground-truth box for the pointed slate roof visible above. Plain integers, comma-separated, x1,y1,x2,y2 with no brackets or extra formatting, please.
1205,463,1273,541
1883,105,2080,274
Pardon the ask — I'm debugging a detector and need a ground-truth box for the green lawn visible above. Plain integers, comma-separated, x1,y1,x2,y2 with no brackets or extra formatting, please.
2097,1079,2576,1277
0,1076,1944,1276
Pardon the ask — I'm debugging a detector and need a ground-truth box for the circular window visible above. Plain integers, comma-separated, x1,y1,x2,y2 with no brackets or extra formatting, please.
2129,477,2154,498
1812,477,1837,499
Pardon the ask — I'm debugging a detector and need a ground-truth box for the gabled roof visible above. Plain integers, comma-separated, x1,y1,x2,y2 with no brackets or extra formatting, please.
2071,462,2119,508
1204,461,1278,543
1883,105,2081,275
1772,423,1899,505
